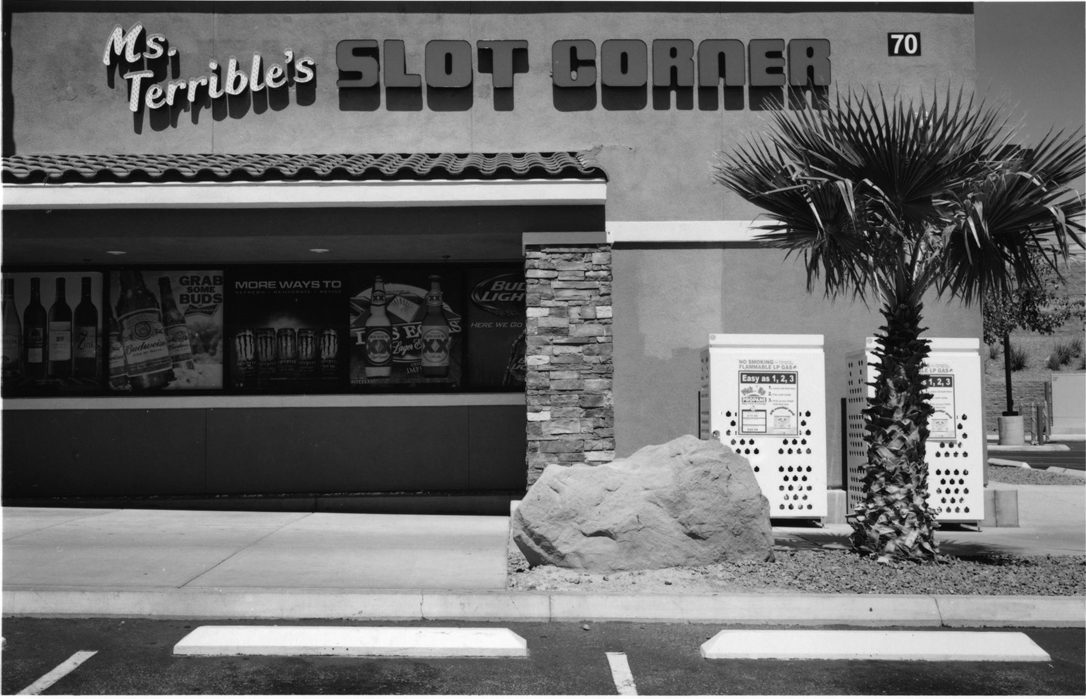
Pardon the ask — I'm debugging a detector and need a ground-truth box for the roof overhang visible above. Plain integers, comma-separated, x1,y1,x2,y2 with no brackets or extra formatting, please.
1,179,607,210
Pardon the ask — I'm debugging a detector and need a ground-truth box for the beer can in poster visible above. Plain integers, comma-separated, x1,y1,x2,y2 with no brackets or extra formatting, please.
276,328,297,377
255,327,276,377
297,329,317,375
232,329,256,385
319,328,339,375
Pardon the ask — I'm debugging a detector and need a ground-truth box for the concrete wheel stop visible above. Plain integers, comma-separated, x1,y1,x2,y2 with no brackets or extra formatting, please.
173,625,529,658
700,629,1051,661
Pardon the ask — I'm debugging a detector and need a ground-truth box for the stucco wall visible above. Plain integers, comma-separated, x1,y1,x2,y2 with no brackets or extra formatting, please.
6,3,975,224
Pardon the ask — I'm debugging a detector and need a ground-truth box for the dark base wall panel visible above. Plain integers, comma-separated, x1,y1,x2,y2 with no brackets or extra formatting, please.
3,405,526,502
2,409,208,497
204,407,473,493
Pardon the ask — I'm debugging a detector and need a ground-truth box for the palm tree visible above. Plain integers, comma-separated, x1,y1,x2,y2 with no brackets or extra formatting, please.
714,88,1084,562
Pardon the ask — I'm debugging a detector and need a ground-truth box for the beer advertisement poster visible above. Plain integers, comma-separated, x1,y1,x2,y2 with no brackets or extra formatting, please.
2,272,104,395
226,267,348,391
108,270,224,392
349,267,463,387
465,266,526,389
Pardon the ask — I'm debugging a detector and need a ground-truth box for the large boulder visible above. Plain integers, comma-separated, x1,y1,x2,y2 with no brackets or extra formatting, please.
512,435,773,571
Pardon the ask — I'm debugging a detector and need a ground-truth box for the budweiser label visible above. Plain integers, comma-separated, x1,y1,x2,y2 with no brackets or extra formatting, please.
164,325,191,361
118,310,171,375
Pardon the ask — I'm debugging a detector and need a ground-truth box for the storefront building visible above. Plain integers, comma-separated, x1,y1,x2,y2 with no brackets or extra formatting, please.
2,1,982,514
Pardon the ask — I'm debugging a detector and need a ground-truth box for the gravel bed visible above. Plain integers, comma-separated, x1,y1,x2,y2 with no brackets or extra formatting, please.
508,466,1084,596
507,547,1085,596
987,464,1086,485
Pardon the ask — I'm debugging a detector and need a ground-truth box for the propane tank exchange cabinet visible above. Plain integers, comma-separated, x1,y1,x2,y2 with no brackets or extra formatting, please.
846,337,985,524
700,334,828,519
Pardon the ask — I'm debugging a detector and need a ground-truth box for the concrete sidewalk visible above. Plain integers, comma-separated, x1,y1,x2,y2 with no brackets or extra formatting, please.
3,485,1083,627
2,509,509,591
778,483,1086,558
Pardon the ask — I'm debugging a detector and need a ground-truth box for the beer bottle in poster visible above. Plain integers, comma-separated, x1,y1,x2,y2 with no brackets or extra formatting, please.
421,275,451,377
158,276,194,371
23,277,47,379
2,278,23,380
364,276,392,378
107,310,129,390
503,330,527,387
115,271,174,390
73,276,99,379
48,277,73,378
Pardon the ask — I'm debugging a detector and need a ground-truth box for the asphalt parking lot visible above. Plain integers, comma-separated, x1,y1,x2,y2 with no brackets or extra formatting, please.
3,618,1084,695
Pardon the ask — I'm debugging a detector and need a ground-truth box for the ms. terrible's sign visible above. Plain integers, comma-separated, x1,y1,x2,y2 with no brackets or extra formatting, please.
103,24,316,113
104,23,831,116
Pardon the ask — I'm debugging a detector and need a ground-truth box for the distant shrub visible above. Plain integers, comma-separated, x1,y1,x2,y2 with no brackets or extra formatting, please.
1052,342,1076,367
987,343,1001,360
1048,338,1085,370
1009,345,1029,371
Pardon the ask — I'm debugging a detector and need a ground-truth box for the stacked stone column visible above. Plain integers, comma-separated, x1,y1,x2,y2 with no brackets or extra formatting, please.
524,244,614,486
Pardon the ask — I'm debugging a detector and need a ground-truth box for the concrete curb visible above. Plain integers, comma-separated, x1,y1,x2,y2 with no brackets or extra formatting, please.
4,588,1083,628
1046,467,1086,479
988,457,1031,469
987,444,1071,453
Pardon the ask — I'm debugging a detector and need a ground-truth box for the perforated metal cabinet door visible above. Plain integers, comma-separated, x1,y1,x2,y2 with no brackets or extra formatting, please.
704,335,828,518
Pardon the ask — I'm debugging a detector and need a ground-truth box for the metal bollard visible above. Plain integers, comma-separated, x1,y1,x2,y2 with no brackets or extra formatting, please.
1030,403,1048,445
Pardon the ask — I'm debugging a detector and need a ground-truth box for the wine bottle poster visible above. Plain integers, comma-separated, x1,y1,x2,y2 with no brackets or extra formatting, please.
464,267,526,389
2,272,104,394
348,267,463,387
226,267,349,391
107,270,224,391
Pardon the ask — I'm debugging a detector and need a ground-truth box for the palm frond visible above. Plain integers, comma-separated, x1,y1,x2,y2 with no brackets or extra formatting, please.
715,85,1084,307
937,126,1086,304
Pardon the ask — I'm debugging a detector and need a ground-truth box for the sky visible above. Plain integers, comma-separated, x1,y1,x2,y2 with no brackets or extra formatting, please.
974,1,1086,192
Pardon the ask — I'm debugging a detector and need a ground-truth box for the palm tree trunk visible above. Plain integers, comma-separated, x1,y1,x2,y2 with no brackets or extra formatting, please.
848,286,940,562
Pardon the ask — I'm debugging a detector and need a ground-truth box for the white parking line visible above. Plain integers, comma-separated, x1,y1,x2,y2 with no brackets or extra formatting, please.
17,650,98,695
606,651,638,695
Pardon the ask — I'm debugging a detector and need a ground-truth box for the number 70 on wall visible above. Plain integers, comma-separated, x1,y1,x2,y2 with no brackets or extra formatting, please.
888,32,922,56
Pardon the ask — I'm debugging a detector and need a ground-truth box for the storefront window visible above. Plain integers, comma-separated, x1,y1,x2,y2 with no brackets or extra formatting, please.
1,263,524,397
